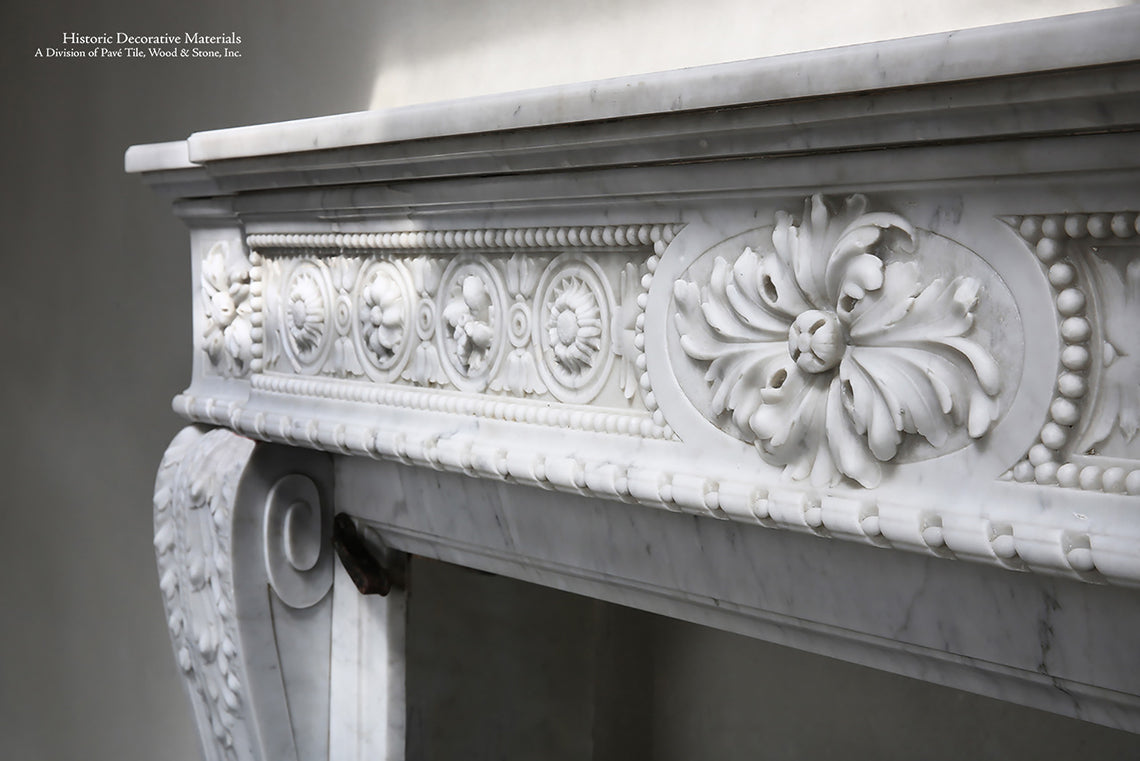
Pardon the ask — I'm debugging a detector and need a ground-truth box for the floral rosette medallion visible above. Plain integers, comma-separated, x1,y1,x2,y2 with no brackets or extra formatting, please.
673,194,1002,487
534,255,614,404
281,262,329,369
357,260,413,380
201,241,254,377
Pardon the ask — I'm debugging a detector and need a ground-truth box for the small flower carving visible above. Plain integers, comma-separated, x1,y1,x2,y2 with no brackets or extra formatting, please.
674,194,1001,487
546,276,603,378
442,274,495,374
360,270,406,365
285,270,325,359
201,243,253,376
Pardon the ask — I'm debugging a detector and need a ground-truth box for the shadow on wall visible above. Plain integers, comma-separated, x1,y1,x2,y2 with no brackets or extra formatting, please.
366,0,1129,109
3,3,385,761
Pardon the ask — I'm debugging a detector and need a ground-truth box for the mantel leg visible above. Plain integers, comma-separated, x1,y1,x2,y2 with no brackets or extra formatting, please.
330,551,407,761
153,426,408,761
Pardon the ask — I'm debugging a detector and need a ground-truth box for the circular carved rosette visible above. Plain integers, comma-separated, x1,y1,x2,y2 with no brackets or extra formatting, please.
508,301,531,349
263,474,334,609
333,293,354,337
355,259,414,381
416,299,437,342
280,260,332,372
436,255,507,391
534,254,614,404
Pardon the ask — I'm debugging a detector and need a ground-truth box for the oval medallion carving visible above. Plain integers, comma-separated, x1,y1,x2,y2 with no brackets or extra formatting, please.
671,194,1019,487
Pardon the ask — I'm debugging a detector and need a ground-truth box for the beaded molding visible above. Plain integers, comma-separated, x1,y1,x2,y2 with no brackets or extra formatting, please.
248,251,266,375
246,225,682,253
251,374,670,439
1006,212,1140,494
633,243,672,437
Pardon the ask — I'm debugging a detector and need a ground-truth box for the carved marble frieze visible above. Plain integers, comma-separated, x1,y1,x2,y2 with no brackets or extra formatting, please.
201,225,682,439
173,193,1140,586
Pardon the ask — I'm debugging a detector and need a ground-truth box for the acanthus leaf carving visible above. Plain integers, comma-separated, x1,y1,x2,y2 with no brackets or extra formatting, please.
332,337,365,379
491,252,549,396
1082,252,1140,450
154,426,256,760
499,350,547,395
505,252,541,299
674,194,1001,487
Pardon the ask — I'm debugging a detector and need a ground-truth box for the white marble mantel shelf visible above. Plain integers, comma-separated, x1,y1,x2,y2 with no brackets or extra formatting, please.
135,8,1140,759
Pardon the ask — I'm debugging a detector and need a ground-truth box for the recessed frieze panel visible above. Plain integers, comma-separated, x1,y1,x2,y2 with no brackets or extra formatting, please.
242,226,681,439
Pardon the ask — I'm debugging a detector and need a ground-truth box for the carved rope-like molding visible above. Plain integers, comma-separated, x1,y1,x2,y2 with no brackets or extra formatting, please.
1006,211,1140,494
173,393,1140,588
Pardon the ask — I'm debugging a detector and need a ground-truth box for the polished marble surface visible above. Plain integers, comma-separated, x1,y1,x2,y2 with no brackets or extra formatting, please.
137,8,1140,758
125,6,1140,169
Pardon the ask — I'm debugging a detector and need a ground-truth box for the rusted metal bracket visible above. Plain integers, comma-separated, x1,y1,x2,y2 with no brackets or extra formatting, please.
332,513,405,596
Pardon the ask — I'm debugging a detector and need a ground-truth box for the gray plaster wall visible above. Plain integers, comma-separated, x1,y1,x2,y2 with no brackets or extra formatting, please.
3,2,1139,760
2,4,381,760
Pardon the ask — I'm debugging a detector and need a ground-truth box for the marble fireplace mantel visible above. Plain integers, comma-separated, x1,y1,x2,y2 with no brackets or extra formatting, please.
133,8,1140,759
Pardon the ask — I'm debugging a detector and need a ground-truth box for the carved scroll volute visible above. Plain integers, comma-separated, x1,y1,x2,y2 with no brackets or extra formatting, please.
154,427,335,761
649,194,1026,489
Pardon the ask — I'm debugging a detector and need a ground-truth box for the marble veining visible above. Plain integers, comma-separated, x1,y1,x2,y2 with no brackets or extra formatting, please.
136,9,1140,758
